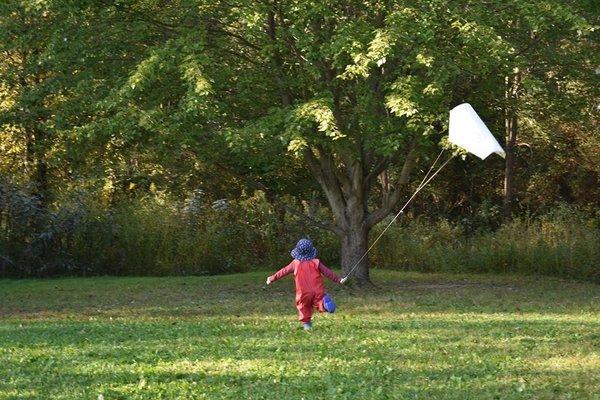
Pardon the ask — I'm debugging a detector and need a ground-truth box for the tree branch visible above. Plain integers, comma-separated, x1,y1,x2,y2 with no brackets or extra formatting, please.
315,146,349,204
273,2,310,65
283,205,343,235
221,48,264,66
364,156,391,191
366,141,419,227
303,147,348,230
266,7,293,106
208,25,262,51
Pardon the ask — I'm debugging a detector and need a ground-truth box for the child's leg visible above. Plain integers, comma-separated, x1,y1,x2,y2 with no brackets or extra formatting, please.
315,292,326,312
296,296,313,324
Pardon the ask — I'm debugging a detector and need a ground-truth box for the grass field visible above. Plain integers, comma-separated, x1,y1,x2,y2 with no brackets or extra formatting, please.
1,270,599,399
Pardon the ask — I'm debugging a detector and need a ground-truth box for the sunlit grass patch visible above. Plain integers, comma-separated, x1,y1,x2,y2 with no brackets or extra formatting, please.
1,271,599,399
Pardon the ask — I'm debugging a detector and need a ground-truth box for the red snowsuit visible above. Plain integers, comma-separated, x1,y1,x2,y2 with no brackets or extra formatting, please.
269,258,341,323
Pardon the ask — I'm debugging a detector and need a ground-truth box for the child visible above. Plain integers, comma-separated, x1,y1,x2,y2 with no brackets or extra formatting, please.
266,238,347,330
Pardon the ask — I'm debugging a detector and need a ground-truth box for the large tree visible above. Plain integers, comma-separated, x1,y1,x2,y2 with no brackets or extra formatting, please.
68,0,596,283
214,0,595,281
82,0,456,282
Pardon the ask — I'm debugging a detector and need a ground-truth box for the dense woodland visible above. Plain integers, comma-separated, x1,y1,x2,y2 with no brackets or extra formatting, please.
0,0,598,282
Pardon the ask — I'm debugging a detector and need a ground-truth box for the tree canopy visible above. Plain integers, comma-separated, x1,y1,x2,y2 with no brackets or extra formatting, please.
1,0,598,282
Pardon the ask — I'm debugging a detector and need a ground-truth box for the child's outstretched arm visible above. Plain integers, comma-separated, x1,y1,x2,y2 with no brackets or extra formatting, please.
266,262,294,285
318,261,342,284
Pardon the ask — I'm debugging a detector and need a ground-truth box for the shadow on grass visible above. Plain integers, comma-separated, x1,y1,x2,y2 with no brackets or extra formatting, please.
2,271,598,319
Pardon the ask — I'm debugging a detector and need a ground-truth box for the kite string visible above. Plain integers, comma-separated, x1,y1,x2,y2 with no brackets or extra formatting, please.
343,152,454,280
415,149,445,192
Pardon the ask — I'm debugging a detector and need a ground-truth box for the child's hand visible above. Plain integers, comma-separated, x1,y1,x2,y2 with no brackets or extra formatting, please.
266,277,272,285
340,277,348,284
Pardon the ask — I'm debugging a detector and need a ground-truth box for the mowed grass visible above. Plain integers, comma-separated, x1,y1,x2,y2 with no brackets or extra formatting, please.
1,270,599,399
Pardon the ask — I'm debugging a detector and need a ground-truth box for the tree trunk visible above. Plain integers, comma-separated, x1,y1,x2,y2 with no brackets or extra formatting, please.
34,158,49,208
503,71,521,221
302,141,419,286
25,128,49,209
340,224,370,282
503,113,517,220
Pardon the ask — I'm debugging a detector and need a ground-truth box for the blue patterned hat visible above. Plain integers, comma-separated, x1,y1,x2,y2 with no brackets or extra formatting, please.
290,238,317,261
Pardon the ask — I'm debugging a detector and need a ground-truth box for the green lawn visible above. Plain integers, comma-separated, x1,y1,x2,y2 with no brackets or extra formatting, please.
1,270,599,399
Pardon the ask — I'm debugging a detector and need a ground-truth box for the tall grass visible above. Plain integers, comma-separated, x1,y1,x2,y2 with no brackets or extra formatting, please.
370,212,599,282
1,186,597,282
0,191,336,278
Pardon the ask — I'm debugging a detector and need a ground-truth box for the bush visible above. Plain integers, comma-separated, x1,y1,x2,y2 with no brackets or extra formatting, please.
370,207,599,282
1,177,597,282
0,184,337,278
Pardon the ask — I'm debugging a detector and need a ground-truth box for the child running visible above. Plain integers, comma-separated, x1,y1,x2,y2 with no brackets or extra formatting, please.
266,238,347,330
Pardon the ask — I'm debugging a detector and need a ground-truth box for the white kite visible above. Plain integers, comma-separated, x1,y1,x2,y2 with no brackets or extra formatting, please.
449,103,506,159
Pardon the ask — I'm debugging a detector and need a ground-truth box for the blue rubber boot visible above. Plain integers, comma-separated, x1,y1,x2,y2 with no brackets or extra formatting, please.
303,322,312,330
323,293,336,313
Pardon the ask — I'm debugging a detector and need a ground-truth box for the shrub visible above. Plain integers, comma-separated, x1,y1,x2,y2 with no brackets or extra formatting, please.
370,207,599,282
0,185,338,278
1,177,597,282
